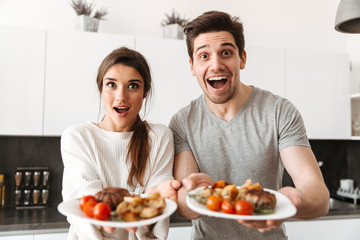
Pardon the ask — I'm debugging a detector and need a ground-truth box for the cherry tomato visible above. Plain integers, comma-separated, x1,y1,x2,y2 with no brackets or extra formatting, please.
206,195,222,211
93,202,111,221
83,200,97,218
79,195,97,210
235,200,254,215
221,199,235,214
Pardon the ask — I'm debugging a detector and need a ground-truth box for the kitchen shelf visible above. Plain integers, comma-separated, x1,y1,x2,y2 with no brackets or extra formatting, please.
350,93,360,100
351,95,360,138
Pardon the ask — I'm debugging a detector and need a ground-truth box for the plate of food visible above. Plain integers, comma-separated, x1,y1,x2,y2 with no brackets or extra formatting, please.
58,187,177,228
186,179,296,220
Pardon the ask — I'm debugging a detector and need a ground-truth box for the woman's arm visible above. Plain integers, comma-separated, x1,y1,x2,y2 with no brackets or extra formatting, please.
174,151,214,219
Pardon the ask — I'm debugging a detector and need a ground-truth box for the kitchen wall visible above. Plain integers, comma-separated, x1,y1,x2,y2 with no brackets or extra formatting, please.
0,0,349,50
1,0,359,93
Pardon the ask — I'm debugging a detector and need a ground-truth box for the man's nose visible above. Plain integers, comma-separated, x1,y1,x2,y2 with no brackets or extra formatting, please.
209,56,225,72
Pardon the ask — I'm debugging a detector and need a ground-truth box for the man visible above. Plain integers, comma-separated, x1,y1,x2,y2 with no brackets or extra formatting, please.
169,11,329,240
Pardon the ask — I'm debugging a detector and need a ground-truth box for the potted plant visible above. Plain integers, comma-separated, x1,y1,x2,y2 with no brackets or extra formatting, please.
161,9,188,40
70,0,108,32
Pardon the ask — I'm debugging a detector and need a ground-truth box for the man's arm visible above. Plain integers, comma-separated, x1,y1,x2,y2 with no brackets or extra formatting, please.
280,145,329,219
173,150,213,219
238,145,329,232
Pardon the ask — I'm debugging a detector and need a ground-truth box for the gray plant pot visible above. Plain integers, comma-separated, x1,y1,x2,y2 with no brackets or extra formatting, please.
162,24,184,40
74,15,100,32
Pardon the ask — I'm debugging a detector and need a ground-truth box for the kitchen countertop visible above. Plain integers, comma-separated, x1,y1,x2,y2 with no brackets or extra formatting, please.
1,197,360,236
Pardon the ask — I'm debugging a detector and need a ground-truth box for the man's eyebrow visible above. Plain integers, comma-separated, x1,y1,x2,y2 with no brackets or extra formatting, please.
195,42,237,54
194,44,209,54
221,42,237,49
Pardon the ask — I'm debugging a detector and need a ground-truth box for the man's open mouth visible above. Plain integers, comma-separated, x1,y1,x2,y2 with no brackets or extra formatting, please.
207,76,228,89
114,107,129,114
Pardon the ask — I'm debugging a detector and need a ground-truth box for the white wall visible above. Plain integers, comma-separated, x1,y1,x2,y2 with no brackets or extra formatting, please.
0,0,359,91
0,0,347,50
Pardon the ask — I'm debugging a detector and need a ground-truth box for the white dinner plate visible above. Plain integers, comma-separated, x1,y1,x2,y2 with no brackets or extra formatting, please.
58,198,177,228
186,187,296,220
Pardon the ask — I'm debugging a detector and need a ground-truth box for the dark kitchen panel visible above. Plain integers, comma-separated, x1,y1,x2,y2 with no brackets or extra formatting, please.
0,136,63,207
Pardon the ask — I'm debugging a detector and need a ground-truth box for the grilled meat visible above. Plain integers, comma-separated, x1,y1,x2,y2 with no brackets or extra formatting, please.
95,187,130,210
241,189,276,213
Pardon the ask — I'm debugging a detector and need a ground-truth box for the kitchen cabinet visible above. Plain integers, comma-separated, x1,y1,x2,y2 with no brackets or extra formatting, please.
168,226,192,240
350,93,360,139
0,27,354,138
0,26,46,136
43,30,135,135
285,49,351,139
242,45,285,97
34,232,68,240
0,236,33,240
135,37,202,125
285,218,360,240
0,233,67,240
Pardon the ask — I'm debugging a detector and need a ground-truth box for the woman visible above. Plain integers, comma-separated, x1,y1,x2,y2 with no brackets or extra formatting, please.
61,47,179,240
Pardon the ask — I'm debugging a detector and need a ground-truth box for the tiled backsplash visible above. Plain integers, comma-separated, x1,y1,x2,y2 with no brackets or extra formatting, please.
0,136,63,207
0,136,359,207
310,139,360,194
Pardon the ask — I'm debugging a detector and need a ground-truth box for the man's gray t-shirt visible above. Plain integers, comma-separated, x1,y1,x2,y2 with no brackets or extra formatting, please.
169,87,310,240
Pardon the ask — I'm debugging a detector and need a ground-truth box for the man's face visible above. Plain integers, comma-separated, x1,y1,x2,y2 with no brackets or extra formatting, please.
190,31,246,104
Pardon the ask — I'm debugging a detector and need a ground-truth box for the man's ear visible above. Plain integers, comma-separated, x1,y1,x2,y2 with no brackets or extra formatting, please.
240,50,247,70
190,58,196,76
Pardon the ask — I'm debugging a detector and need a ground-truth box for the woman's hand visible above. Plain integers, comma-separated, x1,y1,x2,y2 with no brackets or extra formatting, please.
145,179,182,203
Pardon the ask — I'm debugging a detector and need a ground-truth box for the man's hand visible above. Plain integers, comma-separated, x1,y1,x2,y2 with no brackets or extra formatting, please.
237,186,302,232
145,179,181,203
182,173,214,190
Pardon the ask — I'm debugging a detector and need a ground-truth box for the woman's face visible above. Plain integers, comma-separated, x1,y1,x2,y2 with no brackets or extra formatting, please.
101,63,145,132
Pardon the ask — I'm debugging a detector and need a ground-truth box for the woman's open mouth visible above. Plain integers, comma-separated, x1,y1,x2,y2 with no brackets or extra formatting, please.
114,106,130,114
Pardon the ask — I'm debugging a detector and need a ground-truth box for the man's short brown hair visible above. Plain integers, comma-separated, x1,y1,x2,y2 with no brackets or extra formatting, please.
184,11,245,61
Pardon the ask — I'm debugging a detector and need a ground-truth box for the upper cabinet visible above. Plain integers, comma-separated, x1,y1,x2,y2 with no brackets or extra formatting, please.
0,27,353,139
242,46,285,97
351,93,360,139
135,37,202,125
43,30,135,135
0,26,46,136
285,49,351,139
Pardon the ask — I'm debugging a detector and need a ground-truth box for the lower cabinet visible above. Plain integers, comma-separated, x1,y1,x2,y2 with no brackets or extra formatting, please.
0,233,68,240
285,218,360,240
34,233,68,240
168,226,192,240
0,235,33,240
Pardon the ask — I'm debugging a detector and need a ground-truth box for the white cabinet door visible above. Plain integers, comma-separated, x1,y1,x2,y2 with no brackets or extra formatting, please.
135,38,202,125
307,219,360,240
0,26,46,135
168,226,192,240
44,30,135,135
284,221,308,240
285,49,351,139
0,235,33,240
242,46,285,97
34,232,68,240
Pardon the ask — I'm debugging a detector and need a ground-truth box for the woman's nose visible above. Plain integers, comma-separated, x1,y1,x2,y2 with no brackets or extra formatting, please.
115,88,127,102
